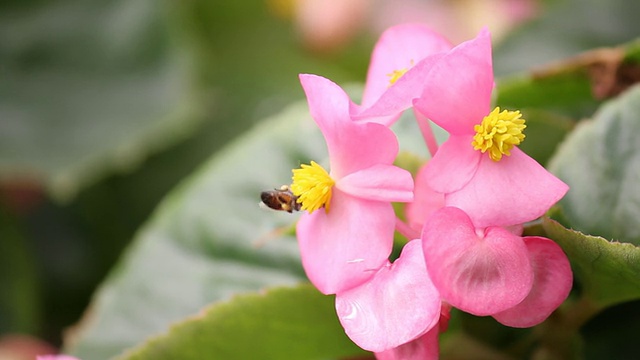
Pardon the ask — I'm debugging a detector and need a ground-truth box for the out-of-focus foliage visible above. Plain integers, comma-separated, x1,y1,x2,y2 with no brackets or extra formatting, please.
119,285,366,360
2,0,640,359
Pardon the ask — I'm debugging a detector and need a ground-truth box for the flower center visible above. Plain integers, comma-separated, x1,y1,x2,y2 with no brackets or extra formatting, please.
290,161,335,214
472,107,526,161
387,68,408,86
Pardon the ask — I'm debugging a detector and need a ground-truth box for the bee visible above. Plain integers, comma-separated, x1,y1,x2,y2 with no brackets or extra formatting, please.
260,185,301,213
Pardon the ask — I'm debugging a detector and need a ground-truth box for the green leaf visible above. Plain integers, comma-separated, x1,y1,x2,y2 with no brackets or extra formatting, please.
548,84,640,245
494,0,640,75
495,40,640,165
64,102,324,360
543,218,640,308
118,284,366,360
512,109,574,166
0,0,199,200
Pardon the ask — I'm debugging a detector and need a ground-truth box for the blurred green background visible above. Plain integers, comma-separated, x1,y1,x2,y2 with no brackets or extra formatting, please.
1,0,639,358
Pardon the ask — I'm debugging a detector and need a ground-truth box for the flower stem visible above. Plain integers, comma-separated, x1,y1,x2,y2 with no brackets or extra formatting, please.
395,217,420,240
414,108,439,158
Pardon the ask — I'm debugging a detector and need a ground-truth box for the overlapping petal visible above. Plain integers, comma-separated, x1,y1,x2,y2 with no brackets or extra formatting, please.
337,164,414,202
374,325,440,360
413,28,493,135
422,207,533,316
335,240,441,352
405,162,445,231
354,54,445,124
493,237,573,328
361,23,452,109
352,24,452,125
445,147,570,228
299,74,399,178
296,189,395,294
424,135,481,194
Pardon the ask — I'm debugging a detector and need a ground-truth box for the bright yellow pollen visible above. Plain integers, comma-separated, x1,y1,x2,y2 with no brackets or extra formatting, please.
290,161,335,214
387,68,408,86
472,107,526,161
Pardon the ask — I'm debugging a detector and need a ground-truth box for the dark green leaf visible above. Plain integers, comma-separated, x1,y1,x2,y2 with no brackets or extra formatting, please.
548,84,640,245
118,284,366,360
543,218,640,308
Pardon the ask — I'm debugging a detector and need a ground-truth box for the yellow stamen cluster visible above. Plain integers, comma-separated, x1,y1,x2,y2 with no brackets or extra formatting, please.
387,68,408,86
472,107,526,161
290,161,335,214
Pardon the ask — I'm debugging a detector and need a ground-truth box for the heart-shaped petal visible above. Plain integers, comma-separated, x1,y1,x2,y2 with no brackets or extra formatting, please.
492,236,573,327
422,207,533,315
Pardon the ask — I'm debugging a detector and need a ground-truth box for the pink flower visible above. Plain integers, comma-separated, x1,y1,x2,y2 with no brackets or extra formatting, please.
374,326,439,360
374,303,451,360
404,162,445,233
352,23,452,125
335,240,440,353
413,29,568,228
422,207,572,320
293,74,414,295
492,236,573,327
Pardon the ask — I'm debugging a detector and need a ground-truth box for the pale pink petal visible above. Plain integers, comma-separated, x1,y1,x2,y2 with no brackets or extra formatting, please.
493,237,573,328
362,23,452,109
375,325,440,360
445,147,569,228
353,53,445,125
422,207,533,316
299,74,399,177
297,189,394,294
405,163,445,232
425,135,481,194
337,164,414,202
413,29,493,135
336,240,441,352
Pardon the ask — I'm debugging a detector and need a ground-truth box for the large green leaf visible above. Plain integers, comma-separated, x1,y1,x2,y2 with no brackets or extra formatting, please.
0,0,199,200
543,218,640,308
119,285,366,360
63,102,324,360
548,84,640,245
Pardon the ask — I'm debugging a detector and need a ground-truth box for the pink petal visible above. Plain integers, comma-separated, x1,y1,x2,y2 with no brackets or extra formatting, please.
361,23,452,109
374,325,440,360
425,135,481,194
299,74,400,178
492,236,573,328
336,240,441,352
445,147,569,228
422,207,533,316
297,189,394,294
405,162,445,232
413,28,493,135
337,164,414,202
353,53,445,125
